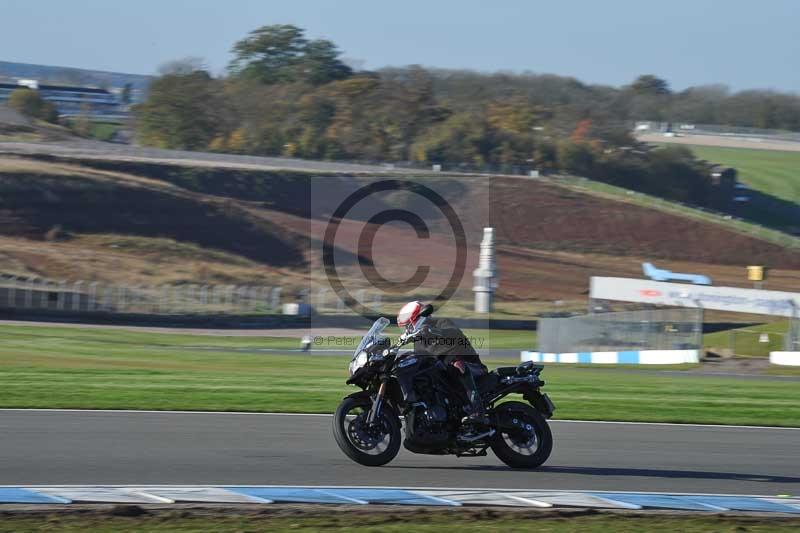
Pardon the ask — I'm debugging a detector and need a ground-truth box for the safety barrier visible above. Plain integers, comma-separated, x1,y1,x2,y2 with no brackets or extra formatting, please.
770,351,800,366
536,309,701,354
520,349,699,365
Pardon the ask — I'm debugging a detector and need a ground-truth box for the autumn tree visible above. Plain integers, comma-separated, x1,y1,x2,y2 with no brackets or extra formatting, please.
131,24,800,216
135,70,229,150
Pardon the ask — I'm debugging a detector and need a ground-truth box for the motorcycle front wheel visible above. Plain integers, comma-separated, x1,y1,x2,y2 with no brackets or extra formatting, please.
490,401,553,469
332,396,401,467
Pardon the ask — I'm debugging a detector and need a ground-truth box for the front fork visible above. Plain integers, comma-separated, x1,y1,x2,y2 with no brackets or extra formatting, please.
366,380,387,425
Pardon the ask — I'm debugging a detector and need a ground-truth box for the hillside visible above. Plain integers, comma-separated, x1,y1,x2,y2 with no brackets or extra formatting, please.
486,176,800,266
1,154,799,308
44,154,800,265
0,157,306,285
0,104,76,143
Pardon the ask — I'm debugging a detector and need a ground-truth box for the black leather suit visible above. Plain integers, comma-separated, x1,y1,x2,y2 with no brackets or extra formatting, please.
413,317,486,414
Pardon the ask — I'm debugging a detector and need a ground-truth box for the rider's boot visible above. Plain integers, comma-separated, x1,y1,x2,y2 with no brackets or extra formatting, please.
458,405,491,441
462,402,490,427
451,359,490,435
460,369,490,428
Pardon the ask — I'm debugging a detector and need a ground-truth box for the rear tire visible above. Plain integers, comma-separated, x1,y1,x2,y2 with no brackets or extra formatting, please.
490,401,553,469
332,396,401,467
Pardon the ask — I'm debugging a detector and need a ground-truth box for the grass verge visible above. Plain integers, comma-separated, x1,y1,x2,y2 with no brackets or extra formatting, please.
550,174,800,250
0,325,534,351
0,325,798,426
686,145,800,204
703,321,790,356
0,507,798,532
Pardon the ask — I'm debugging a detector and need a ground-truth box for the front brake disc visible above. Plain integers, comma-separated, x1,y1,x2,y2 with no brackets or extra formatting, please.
347,416,381,450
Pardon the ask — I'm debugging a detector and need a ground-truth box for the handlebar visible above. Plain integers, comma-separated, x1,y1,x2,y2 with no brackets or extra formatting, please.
398,324,429,346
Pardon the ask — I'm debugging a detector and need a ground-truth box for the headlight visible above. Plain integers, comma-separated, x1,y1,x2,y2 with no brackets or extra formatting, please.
349,350,369,376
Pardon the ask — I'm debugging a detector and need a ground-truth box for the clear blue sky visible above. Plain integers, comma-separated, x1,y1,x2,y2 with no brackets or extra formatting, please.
2,0,798,91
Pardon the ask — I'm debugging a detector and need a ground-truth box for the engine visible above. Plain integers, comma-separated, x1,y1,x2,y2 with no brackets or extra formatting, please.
404,404,448,448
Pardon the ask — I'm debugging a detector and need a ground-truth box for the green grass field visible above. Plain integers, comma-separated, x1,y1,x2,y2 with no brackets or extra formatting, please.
703,320,790,356
63,119,123,142
687,145,800,204
1,324,798,426
0,325,535,352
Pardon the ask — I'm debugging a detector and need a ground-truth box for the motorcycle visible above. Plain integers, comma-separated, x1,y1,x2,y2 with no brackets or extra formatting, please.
332,314,555,468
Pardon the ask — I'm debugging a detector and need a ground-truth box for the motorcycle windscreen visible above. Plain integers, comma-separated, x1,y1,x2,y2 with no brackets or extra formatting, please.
352,317,390,360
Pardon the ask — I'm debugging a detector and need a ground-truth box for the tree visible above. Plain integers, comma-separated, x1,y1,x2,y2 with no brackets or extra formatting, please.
629,74,671,96
157,57,207,76
135,71,229,150
228,24,351,85
570,119,592,142
223,79,301,156
533,140,558,172
646,145,710,204
300,39,354,85
411,112,490,165
557,141,596,176
487,99,540,135
670,85,729,124
7,88,58,123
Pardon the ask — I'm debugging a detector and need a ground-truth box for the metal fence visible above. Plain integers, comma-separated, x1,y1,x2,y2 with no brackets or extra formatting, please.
727,329,785,357
537,308,702,353
0,276,383,316
788,318,800,351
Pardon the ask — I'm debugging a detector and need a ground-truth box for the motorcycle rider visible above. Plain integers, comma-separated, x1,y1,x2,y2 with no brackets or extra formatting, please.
397,301,489,427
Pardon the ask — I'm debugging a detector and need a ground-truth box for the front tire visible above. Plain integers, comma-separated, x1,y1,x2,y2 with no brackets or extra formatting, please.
333,396,401,467
490,401,553,469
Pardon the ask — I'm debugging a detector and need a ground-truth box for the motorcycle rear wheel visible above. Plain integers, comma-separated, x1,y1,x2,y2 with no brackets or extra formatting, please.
332,396,401,467
490,401,553,469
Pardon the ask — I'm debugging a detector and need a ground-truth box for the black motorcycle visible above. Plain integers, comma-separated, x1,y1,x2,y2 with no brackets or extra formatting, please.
332,315,555,468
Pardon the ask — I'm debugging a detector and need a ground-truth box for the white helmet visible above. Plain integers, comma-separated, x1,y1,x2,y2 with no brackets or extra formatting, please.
397,301,424,329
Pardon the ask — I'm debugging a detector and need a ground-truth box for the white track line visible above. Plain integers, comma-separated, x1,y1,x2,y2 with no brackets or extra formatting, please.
1,408,798,430
14,484,793,499
0,408,330,417
553,419,800,431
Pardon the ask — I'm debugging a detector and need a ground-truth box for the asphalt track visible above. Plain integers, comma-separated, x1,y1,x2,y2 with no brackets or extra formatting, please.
1,410,798,495
0,140,424,174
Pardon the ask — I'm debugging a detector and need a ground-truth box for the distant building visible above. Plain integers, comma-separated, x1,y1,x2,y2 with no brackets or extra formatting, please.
0,79,122,117
0,60,151,103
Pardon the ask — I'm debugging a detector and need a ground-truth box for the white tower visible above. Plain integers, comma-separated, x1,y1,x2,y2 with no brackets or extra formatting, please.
473,227,498,313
